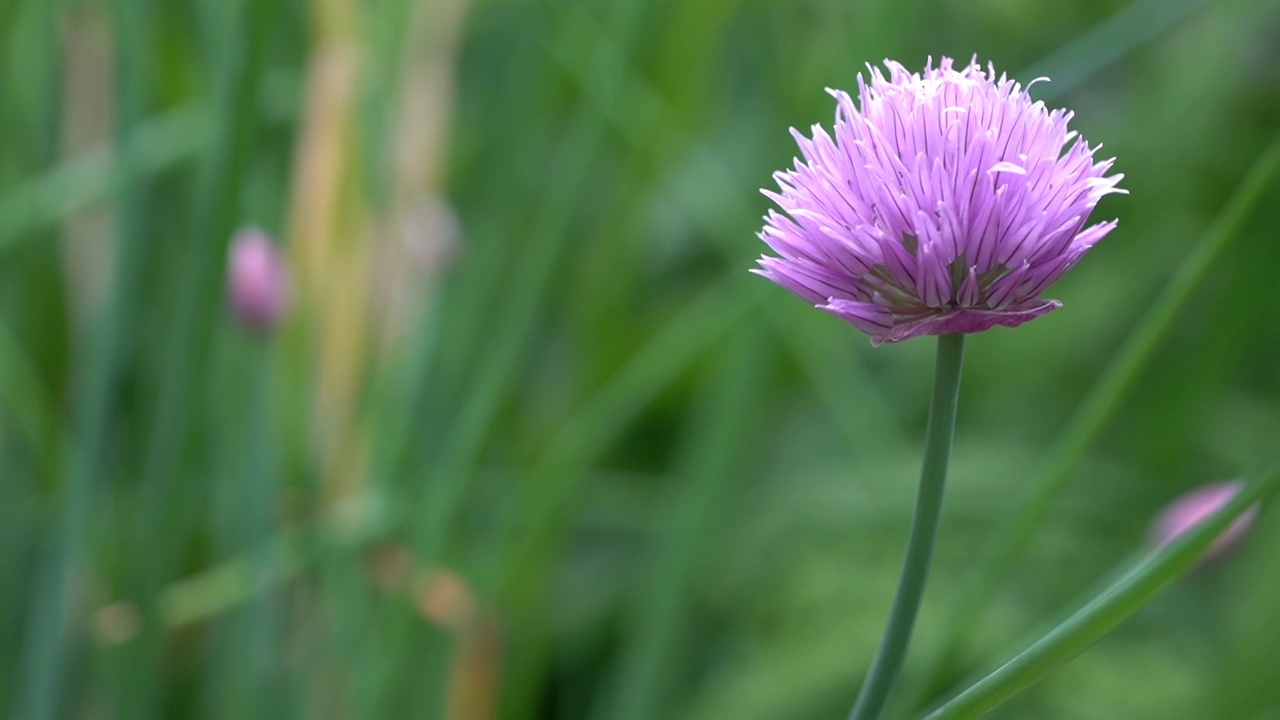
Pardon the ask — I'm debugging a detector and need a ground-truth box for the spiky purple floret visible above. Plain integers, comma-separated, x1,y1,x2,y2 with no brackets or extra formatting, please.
754,57,1125,345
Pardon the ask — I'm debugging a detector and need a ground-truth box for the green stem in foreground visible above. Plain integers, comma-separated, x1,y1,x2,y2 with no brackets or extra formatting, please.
924,440,1280,719
850,333,965,720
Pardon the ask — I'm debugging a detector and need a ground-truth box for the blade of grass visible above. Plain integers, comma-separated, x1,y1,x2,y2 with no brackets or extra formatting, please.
1019,0,1209,94
367,164,522,507
1,0,65,708
359,0,473,493
603,328,772,720
198,331,258,718
923,440,1280,719
489,278,764,717
372,24,551,494
409,0,648,550
355,0,414,203
14,0,153,716
545,5,908,458
0,317,60,478
359,1,653,712
121,269,757,715
515,277,763,514
4,0,64,164
239,346,287,718
206,339,285,719
396,279,760,717
156,503,390,630
0,104,209,252
493,276,762,539
115,0,274,715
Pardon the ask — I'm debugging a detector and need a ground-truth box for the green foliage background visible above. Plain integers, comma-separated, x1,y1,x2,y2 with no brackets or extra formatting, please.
2,0,1280,718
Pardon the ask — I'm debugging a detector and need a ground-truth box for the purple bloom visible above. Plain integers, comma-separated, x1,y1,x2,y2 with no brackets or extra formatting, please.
754,57,1125,345
227,227,290,334
1153,481,1258,562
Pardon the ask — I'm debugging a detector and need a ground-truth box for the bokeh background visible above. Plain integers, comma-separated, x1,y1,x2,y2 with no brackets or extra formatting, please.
3,0,1280,718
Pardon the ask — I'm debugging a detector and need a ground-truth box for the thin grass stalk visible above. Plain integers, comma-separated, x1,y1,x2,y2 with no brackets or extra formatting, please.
97,264,760,716
14,0,152,716
213,342,285,717
1,0,67,709
361,0,469,505
377,16,557,498
485,287,764,718
0,105,204,246
1018,0,1212,93
357,2,653,714
278,0,383,714
116,0,274,715
0,319,60,479
411,0,649,552
606,329,771,720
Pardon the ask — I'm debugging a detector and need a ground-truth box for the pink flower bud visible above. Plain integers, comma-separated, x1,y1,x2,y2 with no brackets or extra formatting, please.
226,228,289,333
1153,481,1258,562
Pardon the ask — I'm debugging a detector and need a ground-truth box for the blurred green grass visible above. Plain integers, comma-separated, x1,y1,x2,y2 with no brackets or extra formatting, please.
2,0,1280,718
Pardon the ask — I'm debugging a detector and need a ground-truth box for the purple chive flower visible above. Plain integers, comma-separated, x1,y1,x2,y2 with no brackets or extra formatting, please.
1153,481,1258,561
227,227,289,333
754,57,1125,345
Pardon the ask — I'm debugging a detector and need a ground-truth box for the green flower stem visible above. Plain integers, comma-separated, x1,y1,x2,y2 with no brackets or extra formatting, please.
924,441,1280,719
850,333,965,720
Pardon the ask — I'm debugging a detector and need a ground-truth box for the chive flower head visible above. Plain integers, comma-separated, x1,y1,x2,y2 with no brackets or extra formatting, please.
755,57,1125,344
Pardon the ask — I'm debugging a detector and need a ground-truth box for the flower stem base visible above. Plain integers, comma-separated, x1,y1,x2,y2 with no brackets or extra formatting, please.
849,333,965,720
